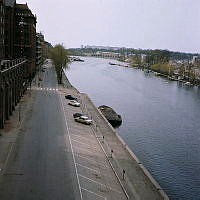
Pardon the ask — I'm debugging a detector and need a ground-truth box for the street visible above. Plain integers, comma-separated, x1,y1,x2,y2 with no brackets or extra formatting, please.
0,64,81,200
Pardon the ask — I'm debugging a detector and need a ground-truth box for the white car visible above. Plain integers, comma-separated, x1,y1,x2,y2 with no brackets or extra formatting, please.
74,115,92,125
68,100,80,107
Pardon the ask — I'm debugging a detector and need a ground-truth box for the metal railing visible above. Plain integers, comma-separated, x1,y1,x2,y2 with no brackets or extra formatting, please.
0,57,27,72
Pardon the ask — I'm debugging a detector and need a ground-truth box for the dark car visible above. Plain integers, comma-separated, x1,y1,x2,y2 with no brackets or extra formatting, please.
65,95,78,100
73,113,83,118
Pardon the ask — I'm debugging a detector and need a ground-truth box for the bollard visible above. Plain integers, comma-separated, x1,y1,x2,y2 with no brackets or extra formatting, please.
122,169,126,180
102,135,105,144
111,149,113,158
19,103,21,122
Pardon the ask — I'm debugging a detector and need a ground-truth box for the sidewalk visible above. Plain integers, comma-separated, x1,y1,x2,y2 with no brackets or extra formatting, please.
0,65,45,174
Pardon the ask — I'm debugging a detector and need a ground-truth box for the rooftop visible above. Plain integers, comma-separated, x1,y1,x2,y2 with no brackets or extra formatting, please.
15,3,29,10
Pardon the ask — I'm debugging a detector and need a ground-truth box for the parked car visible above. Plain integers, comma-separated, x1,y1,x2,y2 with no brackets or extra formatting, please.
68,100,80,107
73,113,92,125
73,113,83,118
65,95,78,100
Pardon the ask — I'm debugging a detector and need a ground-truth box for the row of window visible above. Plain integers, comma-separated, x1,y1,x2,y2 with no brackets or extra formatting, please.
0,4,4,14
16,13,33,17
0,26,4,36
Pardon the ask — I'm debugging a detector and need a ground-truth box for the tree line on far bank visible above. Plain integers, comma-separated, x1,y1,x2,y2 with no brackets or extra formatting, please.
68,47,198,61
48,45,200,85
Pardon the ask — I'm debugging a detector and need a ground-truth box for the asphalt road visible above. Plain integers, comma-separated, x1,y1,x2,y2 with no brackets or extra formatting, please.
0,64,81,200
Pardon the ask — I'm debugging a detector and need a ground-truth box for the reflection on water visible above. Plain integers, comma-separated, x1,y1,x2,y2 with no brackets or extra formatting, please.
65,57,200,200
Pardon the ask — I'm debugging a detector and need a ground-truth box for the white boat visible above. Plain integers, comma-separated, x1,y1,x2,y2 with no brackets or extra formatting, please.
184,82,192,86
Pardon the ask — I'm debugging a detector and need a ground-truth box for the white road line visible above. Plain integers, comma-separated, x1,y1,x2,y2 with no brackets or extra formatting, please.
60,94,83,200
73,146,93,154
76,163,100,173
81,187,106,200
2,143,14,174
71,133,96,142
71,139,91,147
75,154,109,168
78,174,122,194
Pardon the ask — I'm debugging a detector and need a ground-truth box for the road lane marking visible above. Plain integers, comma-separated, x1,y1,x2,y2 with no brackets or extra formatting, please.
60,94,83,200
73,146,93,154
33,87,58,91
71,139,92,148
76,163,100,173
2,143,14,174
75,154,109,168
71,134,98,144
78,174,122,194
81,187,106,200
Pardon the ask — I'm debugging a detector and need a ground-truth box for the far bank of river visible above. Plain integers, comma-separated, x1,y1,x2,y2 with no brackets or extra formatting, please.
65,57,200,200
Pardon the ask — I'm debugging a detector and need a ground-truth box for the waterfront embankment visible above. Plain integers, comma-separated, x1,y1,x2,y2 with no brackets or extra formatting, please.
0,61,169,199
62,72,169,200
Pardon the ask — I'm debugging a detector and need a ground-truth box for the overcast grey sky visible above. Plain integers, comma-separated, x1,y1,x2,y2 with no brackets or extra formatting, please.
17,0,200,53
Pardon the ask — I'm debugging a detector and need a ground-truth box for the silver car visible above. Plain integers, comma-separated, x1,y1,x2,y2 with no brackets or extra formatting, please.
74,115,92,125
68,100,80,107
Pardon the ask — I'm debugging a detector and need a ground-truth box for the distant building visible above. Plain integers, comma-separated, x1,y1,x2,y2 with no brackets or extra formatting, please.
89,51,121,59
85,45,123,51
43,41,52,59
192,56,200,65
36,32,44,70
0,0,5,60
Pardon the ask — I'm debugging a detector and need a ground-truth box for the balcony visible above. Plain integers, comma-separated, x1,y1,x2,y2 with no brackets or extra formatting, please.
0,57,27,72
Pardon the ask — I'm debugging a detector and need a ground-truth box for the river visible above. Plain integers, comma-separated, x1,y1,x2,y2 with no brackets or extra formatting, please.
65,57,200,200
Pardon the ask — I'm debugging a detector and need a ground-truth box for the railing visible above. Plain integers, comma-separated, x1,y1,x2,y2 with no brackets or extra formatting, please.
0,57,27,72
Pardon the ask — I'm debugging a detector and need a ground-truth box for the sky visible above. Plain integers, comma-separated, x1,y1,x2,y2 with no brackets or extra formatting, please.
17,0,200,53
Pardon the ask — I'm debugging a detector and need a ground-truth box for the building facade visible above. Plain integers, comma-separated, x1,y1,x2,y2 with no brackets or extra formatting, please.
0,0,5,60
36,32,44,71
0,58,27,128
4,0,15,60
15,3,36,78
1,1,37,128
